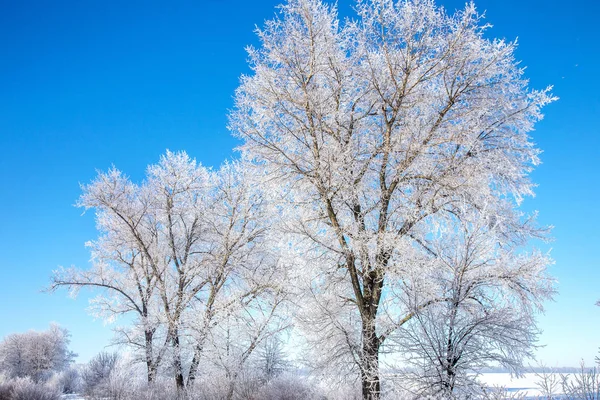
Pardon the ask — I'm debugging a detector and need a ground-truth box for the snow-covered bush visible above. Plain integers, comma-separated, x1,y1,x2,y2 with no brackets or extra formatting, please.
315,380,361,400
9,377,61,400
230,370,263,400
59,367,81,394
81,351,119,397
255,374,322,400
533,364,562,399
561,361,600,399
123,381,179,400
0,324,75,383
45,367,80,394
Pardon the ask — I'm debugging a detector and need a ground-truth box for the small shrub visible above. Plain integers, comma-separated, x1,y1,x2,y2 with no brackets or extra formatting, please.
561,361,600,400
10,377,61,400
533,364,561,399
46,368,80,394
185,374,230,400
256,374,321,400
234,370,263,400
82,351,119,396
59,367,81,394
124,381,185,400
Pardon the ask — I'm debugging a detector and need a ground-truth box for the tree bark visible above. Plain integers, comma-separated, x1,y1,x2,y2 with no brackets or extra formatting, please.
186,341,204,386
144,330,156,383
361,319,381,400
171,332,185,390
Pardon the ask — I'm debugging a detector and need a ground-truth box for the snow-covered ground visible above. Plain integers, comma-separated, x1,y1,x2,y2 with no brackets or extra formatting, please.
479,372,571,397
479,373,543,396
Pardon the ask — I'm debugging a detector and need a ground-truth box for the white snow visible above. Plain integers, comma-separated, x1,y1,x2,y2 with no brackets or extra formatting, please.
478,372,572,397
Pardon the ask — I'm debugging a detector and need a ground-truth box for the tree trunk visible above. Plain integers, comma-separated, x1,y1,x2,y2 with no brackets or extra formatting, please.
147,362,157,384
171,332,185,390
144,330,156,383
187,342,204,386
361,320,381,400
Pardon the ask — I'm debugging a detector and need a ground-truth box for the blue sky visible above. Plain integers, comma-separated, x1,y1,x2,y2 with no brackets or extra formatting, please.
0,0,598,366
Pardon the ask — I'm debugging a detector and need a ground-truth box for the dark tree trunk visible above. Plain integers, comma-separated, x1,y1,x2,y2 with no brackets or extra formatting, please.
145,330,156,383
147,362,157,384
187,342,204,386
171,332,185,390
361,320,381,400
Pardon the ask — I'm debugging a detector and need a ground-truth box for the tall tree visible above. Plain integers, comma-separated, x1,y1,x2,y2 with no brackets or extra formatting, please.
185,160,288,387
229,0,555,398
51,152,283,390
50,223,165,383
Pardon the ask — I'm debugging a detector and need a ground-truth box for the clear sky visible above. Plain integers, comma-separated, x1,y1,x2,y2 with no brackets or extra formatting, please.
0,0,598,366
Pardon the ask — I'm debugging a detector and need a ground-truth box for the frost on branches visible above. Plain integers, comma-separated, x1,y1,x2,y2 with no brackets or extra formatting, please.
0,324,76,383
229,0,555,398
50,151,288,391
390,209,554,397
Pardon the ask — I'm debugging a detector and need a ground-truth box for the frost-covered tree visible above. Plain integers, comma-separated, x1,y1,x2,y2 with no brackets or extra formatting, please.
257,334,289,382
81,351,119,396
206,285,290,400
229,0,555,398
391,209,554,397
0,324,76,383
50,157,176,383
51,151,285,390
184,160,288,389
50,235,164,383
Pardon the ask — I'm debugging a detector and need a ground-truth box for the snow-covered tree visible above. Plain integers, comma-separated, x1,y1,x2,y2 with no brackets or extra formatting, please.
51,151,285,390
184,160,290,391
229,0,555,398
257,334,289,382
81,351,119,396
0,324,76,383
50,158,176,383
390,208,554,397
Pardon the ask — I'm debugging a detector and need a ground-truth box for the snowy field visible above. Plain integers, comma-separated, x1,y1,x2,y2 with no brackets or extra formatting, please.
480,372,543,396
479,372,571,397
